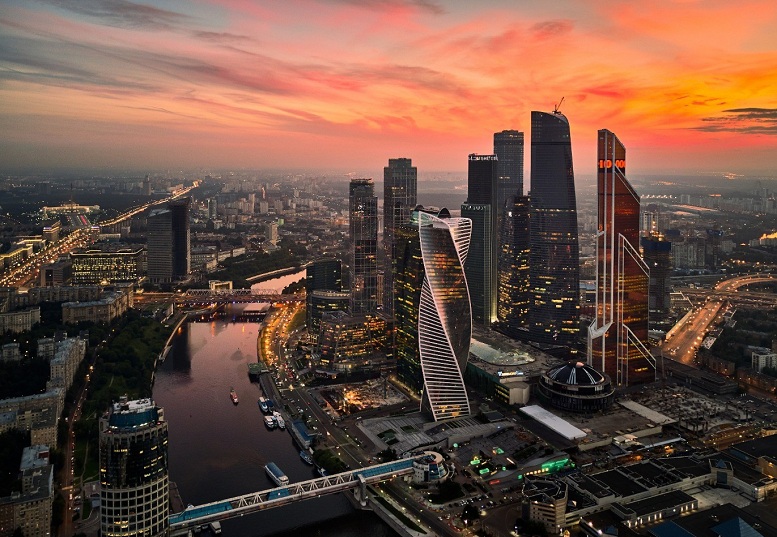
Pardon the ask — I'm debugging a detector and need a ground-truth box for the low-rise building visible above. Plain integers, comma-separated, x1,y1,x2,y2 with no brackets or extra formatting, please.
62,286,133,324
0,307,40,334
0,446,54,537
70,246,144,285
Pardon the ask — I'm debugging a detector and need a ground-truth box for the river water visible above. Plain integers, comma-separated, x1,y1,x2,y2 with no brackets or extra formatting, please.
250,269,306,293
153,306,399,537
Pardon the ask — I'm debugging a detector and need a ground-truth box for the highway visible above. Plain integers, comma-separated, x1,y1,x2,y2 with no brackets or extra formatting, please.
0,185,197,288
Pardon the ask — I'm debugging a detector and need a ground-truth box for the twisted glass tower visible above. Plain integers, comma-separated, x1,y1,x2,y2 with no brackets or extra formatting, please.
395,207,472,421
418,209,472,420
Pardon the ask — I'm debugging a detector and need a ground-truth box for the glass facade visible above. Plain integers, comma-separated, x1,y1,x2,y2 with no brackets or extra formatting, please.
100,398,169,537
147,197,190,284
306,258,343,335
588,130,654,386
497,195,531,334
71,247,144,285
349,179,378,315
382,158,417,317
462,155,498,325
395,207,473,421
528,111,580,347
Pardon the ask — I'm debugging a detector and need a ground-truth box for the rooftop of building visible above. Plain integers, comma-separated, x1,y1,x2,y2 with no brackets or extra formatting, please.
617,489,696,518
71,244,144,255
20,445,50,471
468,327,560,379
728,434,777,460
649,502,777,537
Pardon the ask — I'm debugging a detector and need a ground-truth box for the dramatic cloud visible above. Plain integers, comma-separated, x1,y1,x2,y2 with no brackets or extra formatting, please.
2,0,777,172
698,108,777,134
35,0,193,30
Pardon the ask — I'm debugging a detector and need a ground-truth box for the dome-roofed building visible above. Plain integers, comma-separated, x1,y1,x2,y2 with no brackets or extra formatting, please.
537,361,615,412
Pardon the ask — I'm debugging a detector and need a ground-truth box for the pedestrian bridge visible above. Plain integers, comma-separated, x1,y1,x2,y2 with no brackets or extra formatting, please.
168,458,417,535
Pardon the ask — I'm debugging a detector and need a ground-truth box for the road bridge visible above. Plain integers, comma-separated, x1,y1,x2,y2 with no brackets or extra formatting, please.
167,458,417,535
177,288,305,305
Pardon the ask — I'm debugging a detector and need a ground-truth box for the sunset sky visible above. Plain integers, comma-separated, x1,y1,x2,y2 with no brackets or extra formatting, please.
1,0,776,175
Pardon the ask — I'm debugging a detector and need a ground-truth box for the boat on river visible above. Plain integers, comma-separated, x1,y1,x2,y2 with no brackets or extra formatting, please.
264,415,276,429
273,411,286,430
265,462,289,486
258,397,269,413
299,450,313,465
230,387,239,405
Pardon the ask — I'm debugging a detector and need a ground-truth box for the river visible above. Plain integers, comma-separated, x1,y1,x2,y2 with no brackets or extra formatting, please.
153,306,399,537
250,269,306,293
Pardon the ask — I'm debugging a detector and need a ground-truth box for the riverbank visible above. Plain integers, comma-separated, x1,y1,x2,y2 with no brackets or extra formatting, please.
246,265,303,283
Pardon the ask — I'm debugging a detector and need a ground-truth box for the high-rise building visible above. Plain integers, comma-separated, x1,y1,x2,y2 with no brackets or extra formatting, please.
588,130,654,386
349,179,378,315
641,236,672,320
494,130,525,203
461,154,498,326
382,158,417,317
494,131,526,329
395,207,472,421
99,397,169,537
147,197,190,284
306,258,344,336
528,111,580,347
497,195,531,334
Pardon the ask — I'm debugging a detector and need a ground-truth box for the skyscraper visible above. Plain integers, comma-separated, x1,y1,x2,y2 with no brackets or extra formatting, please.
349,178,378,315
528,111,580,347
395,207,472,421
147,197,190,284
588,130,654,386
383,158,417,317
100,397,169,537
461,154,498,326
306,258,343,335
494,131,526,328
497,195,531,334
494,130,525,204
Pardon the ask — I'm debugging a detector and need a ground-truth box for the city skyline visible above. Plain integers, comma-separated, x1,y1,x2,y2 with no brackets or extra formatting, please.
1,1,776,174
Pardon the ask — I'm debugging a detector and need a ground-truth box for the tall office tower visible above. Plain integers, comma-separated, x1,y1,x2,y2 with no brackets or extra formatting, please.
528,111,580,347
100,397,169,537
395,207,472,421
207,197,218,219
461,154,498,326
494,131,525,326
382,158,417,317
142,175,152,196
494,130,525,201
306,258,343,334
349,178,378,315
641,236,672,320
497,195,531,334
147,197,191,284
588,130,654,386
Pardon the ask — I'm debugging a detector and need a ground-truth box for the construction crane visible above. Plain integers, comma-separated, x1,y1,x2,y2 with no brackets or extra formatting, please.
553,96,565,114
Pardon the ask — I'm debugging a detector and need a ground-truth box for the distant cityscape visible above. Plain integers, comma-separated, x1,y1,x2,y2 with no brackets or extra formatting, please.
3,113,777,537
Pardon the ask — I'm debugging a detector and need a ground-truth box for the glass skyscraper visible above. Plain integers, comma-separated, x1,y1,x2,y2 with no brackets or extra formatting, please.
494,131,526,328
100,397,169,537
588,129,654,386
498,195,531,334
147,197,190,284
395,207,472,421
528,111,580,347
462,154,498,326
382,158,417,317
349,178,378,315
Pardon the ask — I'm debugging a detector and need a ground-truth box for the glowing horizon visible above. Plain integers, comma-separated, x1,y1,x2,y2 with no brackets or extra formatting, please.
1,0,776,175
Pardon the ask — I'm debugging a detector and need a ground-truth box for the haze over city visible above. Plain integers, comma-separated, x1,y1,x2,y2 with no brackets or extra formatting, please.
2,0,777,174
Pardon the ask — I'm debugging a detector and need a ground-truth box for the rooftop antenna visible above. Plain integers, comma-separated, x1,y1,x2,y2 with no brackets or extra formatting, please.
553,96,565,114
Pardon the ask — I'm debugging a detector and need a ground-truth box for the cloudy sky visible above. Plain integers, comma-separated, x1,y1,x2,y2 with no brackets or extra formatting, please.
1,0,776,175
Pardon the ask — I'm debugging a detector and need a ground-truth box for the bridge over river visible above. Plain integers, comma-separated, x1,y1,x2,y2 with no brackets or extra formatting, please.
167,458,417,535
